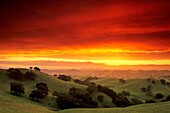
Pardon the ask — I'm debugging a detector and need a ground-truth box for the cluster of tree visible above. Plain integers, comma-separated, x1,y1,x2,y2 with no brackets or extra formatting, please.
160,79,170,86
29,82,49,101
97,84,132,107
119,79,126,84
56,87,98,110
7,68,37,80
7,68,24,80
58,74,72,81
10,82,49,101
10,82,25,96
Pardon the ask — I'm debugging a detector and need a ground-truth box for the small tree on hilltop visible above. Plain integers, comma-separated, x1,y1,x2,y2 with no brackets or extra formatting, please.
10,82,25,96
34,67,41,71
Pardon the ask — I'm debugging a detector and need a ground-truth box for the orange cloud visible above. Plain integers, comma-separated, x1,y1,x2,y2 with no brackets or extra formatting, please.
0,0,170,68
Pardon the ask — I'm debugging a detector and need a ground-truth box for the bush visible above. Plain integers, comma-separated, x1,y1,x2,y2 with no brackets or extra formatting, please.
10,82,25,96
160,79,166,85
58,74,72,81
97,95,104,102
145,99,156,103
155,93,164,99
24,71,37,80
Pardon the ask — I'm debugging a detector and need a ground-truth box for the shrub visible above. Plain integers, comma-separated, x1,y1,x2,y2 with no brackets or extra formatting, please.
58,74,72,81
160,79,166,85
10,82,25,96
24,71,37,80
155,93,164,99
97,95,104,102
145,99,156,103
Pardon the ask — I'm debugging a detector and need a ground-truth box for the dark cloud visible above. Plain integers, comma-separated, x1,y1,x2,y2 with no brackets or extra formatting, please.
0,0,169,51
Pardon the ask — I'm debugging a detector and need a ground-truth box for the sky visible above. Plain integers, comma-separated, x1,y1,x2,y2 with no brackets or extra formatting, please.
0,0,170,69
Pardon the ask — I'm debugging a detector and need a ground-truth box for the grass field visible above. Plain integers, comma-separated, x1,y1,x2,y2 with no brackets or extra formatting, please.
0,68,170,113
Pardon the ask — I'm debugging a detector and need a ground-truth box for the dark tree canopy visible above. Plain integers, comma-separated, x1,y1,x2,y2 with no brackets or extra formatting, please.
56,87,98,110
10,82,25,96
24,71,37,80
30,82,49,100
155,93,164,99
7,68,24,80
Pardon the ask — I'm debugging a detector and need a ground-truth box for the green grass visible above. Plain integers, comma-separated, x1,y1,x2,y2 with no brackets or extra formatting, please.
57,101,170,113
0,69,86,113
0,68,170,113
91,78,170,100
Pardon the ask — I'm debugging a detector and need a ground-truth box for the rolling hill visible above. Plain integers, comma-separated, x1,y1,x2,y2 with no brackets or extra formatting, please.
0,68,170,113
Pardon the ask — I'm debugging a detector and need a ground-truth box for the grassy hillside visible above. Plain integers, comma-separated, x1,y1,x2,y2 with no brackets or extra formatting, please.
57,101,170,113
0,68,170,113
91,78,170,101
0,68,86,113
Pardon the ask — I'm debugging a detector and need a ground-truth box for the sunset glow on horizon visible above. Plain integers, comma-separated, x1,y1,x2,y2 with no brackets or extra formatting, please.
0,0,170,69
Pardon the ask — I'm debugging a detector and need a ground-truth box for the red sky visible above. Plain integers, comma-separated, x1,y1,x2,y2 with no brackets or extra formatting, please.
0,0,170,69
